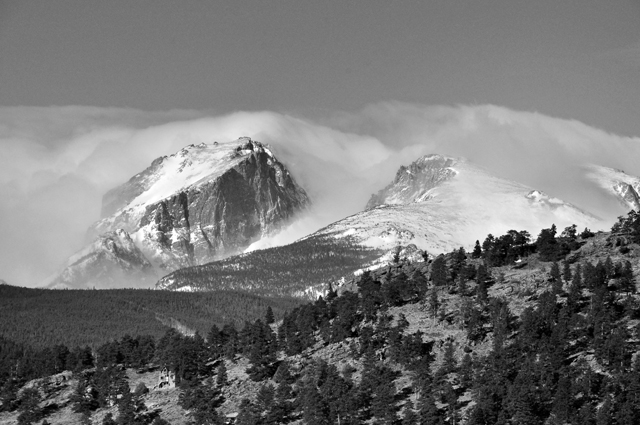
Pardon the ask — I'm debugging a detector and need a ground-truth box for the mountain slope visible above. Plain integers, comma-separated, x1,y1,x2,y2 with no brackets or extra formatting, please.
90,137,309,269
313,154,602,255
159,154,602,296
50,138,309,289
47,229,157,289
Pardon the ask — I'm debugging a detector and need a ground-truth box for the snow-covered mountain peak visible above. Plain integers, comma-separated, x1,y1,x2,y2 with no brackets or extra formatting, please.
366,153,460,209
316,155,602,257
51,136,311,289
102,137,277,218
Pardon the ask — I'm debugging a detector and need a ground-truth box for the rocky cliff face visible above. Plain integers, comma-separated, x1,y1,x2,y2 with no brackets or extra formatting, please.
50,138,309,289
88,137,309,272
48,229,157,289
365,154,458,209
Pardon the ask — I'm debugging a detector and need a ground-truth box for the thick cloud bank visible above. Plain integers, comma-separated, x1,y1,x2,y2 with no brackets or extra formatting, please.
1,103,639,287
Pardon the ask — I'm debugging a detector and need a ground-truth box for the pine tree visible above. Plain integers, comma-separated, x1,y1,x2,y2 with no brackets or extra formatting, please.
472,240,482,259
256,383,276,413
16,388,42,425
216,361,228,387
431,255,448,286
236,398,262,425
102,413,117,425
550,374,572,424
429,286,440,318
265,306,275,325
438,340,457,377
459,353,473,387
563,261,572,282
402,403,419,425
550,262,562,293
419,392,442,425
476,264,488,302
116,383,137,425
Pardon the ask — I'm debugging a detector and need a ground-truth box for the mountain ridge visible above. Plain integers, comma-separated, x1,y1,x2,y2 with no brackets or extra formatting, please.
48,137,310,289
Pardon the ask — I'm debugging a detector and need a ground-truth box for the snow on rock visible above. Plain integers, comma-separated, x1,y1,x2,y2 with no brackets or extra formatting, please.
313,154,603,257
52,137,309,289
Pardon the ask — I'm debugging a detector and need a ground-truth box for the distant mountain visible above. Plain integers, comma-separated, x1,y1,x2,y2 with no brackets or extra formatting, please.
314,154,601,256
49,137,309,289
159,154,603,296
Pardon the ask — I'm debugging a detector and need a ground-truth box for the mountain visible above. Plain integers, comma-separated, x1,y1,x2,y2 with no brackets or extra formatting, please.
49,138,310,289
157,153,602,296
585,164,640,212
313,154,601,256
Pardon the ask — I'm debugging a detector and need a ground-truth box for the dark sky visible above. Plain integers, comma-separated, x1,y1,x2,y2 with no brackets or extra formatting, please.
2,0,640,135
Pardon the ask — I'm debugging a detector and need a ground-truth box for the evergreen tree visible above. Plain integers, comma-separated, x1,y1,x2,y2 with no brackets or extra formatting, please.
429,286,440,318
419,392,442,425
116,383,137,425
402,403,419,425
256,383,276,413
563,261,572,282
102,413,117,425
265,306,275,325
459,353,474,388
536,225,559,261
16,388,42,425
472,240,482,259
550,262,562,293
216,361,228,387
431,255,448,286
236,398,261,425
476,264,488,302
438,340,457,377
550,374,572,424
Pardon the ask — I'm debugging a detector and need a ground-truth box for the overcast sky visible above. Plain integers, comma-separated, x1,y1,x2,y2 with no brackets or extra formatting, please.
2,1,640,287
2,0,640,135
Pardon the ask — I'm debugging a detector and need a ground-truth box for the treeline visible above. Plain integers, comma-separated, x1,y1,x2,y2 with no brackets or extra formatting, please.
0,286,301,348
158,236,383,296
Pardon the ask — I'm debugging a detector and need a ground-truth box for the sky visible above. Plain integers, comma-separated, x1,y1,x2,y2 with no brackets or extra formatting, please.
1,0,640,287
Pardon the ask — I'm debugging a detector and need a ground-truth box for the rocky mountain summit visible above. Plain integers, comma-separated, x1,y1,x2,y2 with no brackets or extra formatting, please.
315,154,601,255
50,138,309,289
365,154,458,209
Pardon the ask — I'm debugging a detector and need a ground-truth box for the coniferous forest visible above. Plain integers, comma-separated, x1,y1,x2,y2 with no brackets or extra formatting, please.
2,210,640,424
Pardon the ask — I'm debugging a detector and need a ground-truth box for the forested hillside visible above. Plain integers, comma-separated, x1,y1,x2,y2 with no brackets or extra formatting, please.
0,287,301,348
157,236,383,297
2,211,640,424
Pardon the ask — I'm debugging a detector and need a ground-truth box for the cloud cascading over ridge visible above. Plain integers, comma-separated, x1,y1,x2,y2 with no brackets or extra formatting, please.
1,103,639,287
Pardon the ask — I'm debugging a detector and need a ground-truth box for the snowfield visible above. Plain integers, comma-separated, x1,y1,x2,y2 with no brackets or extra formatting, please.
311,155,603,256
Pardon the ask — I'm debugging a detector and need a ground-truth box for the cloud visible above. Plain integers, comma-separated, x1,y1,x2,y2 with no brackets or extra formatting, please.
1,103,639,287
